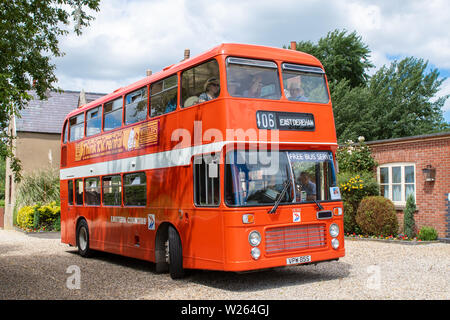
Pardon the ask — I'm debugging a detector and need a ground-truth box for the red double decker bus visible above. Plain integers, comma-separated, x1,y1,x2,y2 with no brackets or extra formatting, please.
60,43,345,279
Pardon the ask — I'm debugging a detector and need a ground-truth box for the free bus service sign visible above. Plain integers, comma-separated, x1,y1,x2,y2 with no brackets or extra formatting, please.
75,120,159,161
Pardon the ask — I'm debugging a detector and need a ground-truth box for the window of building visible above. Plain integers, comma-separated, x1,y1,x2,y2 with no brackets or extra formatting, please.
75,179,84,205
68,180,74,205
104,98,123,131
181,60,220,108
102,175,122,206
86,106,102,136
378,163,415,205
69,113,85,141
150,75,178,117
125,87,148,125
85,177,101,206
194,154,220,206
123,172,147,206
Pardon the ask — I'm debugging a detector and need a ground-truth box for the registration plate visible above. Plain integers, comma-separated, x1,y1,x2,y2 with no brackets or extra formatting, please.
286,255,312,265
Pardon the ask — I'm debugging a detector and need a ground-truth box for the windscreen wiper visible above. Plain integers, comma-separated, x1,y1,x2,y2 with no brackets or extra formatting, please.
313,199,324,211
268,179,291,214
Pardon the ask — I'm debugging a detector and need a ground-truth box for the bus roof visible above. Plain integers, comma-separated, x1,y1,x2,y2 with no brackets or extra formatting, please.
66,43,324,119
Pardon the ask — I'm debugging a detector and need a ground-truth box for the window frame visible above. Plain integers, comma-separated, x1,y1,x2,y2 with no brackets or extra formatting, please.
193,153,221,207
85,106,102,137
181,59,221,108
124,86,149,125
150,74,178,118
84,177,101,206
123,172,147,207
103,97,124,132
102,175,123,207
69,113,85,142
377,163,416,206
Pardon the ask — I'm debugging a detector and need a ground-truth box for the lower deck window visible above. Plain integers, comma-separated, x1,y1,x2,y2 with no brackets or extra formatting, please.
75,179,84,205
68,180,74,205
85,177,101,205
124,172,147,206
102,175,122,206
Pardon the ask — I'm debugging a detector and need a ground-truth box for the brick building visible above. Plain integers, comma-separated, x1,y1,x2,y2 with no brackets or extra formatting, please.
367,131,450,239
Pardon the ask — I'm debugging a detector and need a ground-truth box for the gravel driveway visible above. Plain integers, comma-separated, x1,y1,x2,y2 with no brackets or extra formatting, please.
0,229,448,300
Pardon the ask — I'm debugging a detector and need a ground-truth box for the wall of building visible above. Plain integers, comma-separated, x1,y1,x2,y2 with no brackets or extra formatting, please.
4,130,61,229
369,135,450,238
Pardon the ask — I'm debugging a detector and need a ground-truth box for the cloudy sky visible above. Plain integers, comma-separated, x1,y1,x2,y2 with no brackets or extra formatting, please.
54,0,450,122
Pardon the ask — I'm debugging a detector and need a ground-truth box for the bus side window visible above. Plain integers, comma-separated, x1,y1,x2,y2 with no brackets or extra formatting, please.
104,97,123,131
86,106,102,136
194,154,220,206
63,120,68,144
75,179,84,205
102,175,122,206
68,180,74,205
123,172,146,206
85,177,101,206
150,75,177,117
69,114,84,141
181,59,220,108
125,87,148,125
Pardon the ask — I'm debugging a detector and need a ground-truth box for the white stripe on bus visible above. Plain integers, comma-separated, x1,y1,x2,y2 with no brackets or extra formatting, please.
60,140,337,180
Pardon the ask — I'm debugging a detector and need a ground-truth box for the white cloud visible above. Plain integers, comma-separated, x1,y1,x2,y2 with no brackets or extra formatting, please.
54,0,450,109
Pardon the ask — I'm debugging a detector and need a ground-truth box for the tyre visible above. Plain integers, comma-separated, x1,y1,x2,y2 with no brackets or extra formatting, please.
168,225,185,279
76,219,93,258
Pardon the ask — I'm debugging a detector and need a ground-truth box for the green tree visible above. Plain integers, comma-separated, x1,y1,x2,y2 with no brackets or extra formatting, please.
0,0,101,181
291,29,374,87
403,194,416,238
332,57,449,142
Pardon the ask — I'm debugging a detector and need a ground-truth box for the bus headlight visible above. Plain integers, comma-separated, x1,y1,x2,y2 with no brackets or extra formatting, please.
251,247,261,260
248,231,261,247
331,238,340,249
329,223,339,238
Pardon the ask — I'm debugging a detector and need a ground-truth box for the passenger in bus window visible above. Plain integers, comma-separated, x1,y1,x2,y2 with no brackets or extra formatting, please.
243,74,263,98
296,172,316,201
228,81,241,96
198,77,220,102
288,81,308,102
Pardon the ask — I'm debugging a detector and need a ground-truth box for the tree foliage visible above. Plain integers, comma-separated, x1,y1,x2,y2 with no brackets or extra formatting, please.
0,0,100,180
288,29,449,143
292,29,374,88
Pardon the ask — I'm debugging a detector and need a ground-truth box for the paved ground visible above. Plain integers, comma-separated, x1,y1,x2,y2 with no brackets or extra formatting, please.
0,229,448,300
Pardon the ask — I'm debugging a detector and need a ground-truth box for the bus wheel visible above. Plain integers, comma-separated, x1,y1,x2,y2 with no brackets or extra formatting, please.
167,226,185,279
76,219,93,258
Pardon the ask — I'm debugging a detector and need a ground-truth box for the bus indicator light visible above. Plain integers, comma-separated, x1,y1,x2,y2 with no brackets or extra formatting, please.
242,214,254,224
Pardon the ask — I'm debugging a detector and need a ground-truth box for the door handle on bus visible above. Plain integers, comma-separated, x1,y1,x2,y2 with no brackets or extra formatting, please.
179,209,189,224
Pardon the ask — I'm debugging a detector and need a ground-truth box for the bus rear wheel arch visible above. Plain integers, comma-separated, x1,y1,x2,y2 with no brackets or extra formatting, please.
155,223,185,279
76,218,93,258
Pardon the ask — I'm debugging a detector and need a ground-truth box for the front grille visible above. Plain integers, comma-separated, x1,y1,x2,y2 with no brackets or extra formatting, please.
265,224,327,255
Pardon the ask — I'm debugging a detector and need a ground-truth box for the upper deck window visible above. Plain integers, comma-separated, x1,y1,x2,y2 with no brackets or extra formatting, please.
86,106,101,136
282,63,329,104
150,75,178,117
104,97,123,131
63,120,68,144
125,87,148,125
69,114,84,141
181,60,220,108
226,57,281,100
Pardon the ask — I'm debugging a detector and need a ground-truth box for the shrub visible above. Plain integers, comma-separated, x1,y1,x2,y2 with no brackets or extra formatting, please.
15,167,60,208
37,201,60,228
16,205,39,229
418,226,438,241
356,196,398,236
338,171,379,234
403,194,416,238
336,137,378,173
0,199,5,207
